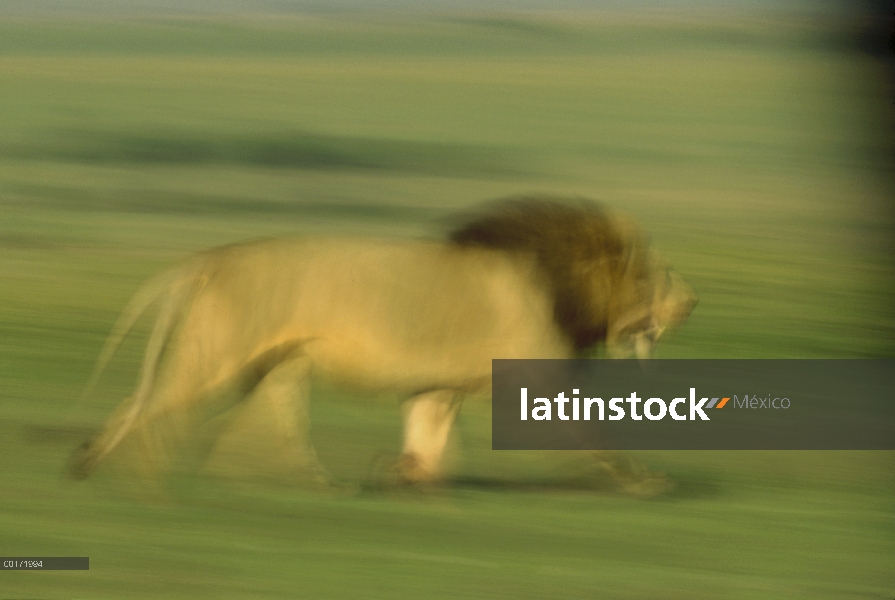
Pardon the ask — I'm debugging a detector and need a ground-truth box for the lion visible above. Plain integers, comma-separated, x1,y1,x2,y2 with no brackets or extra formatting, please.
67,196,697,490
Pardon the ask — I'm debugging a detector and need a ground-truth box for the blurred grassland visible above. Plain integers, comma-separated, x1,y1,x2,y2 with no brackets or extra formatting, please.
0,12,893,600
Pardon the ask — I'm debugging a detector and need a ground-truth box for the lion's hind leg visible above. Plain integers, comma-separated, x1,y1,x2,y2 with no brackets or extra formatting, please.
69,378,224,484
204,355,328,487
398,390,463,484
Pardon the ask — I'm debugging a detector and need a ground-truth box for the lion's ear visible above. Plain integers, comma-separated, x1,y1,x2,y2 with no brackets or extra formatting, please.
605,211,648,245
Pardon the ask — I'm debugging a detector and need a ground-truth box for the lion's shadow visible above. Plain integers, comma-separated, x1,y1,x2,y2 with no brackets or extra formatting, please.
356,471,723,501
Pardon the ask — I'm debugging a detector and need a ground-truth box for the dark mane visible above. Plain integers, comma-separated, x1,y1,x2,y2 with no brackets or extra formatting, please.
449,196,649,351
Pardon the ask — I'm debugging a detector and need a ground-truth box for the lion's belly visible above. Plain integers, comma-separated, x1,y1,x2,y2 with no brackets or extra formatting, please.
300,332,566,393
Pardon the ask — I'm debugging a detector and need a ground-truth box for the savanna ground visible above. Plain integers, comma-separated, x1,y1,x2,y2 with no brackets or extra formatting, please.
1,11,893,599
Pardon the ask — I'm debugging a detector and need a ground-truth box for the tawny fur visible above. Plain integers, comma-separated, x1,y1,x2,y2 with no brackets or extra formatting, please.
68,197,696,485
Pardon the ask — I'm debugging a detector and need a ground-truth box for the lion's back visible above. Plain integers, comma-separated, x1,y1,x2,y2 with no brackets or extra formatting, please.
183,237,569,391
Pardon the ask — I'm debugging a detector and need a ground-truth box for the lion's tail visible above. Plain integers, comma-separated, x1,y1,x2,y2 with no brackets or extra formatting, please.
67,260,203,480
79,268,180,403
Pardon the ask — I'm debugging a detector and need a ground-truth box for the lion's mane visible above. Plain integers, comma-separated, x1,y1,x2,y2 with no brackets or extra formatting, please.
449,196,651,352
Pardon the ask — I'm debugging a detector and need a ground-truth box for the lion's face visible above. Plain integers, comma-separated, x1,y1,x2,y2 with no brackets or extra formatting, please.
449,196,697,357
605,265,697,359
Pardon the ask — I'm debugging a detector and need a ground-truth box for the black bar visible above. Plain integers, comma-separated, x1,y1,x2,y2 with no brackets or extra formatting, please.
493,359,895,450
1,557,88,570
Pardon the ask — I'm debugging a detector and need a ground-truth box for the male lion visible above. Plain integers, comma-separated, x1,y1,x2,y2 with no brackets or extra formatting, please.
68,196,696,488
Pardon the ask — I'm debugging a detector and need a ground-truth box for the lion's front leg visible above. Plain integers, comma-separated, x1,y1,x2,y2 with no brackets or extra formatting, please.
589,450,674,498
399,390,463,483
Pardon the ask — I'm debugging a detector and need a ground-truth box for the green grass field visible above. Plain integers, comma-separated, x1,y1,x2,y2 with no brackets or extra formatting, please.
1,12,893,599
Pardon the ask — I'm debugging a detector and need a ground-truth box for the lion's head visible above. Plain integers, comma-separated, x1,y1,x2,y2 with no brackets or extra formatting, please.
449,196,697,358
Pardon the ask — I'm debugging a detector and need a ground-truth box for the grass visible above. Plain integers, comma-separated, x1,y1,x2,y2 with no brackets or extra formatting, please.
0,12,892,599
